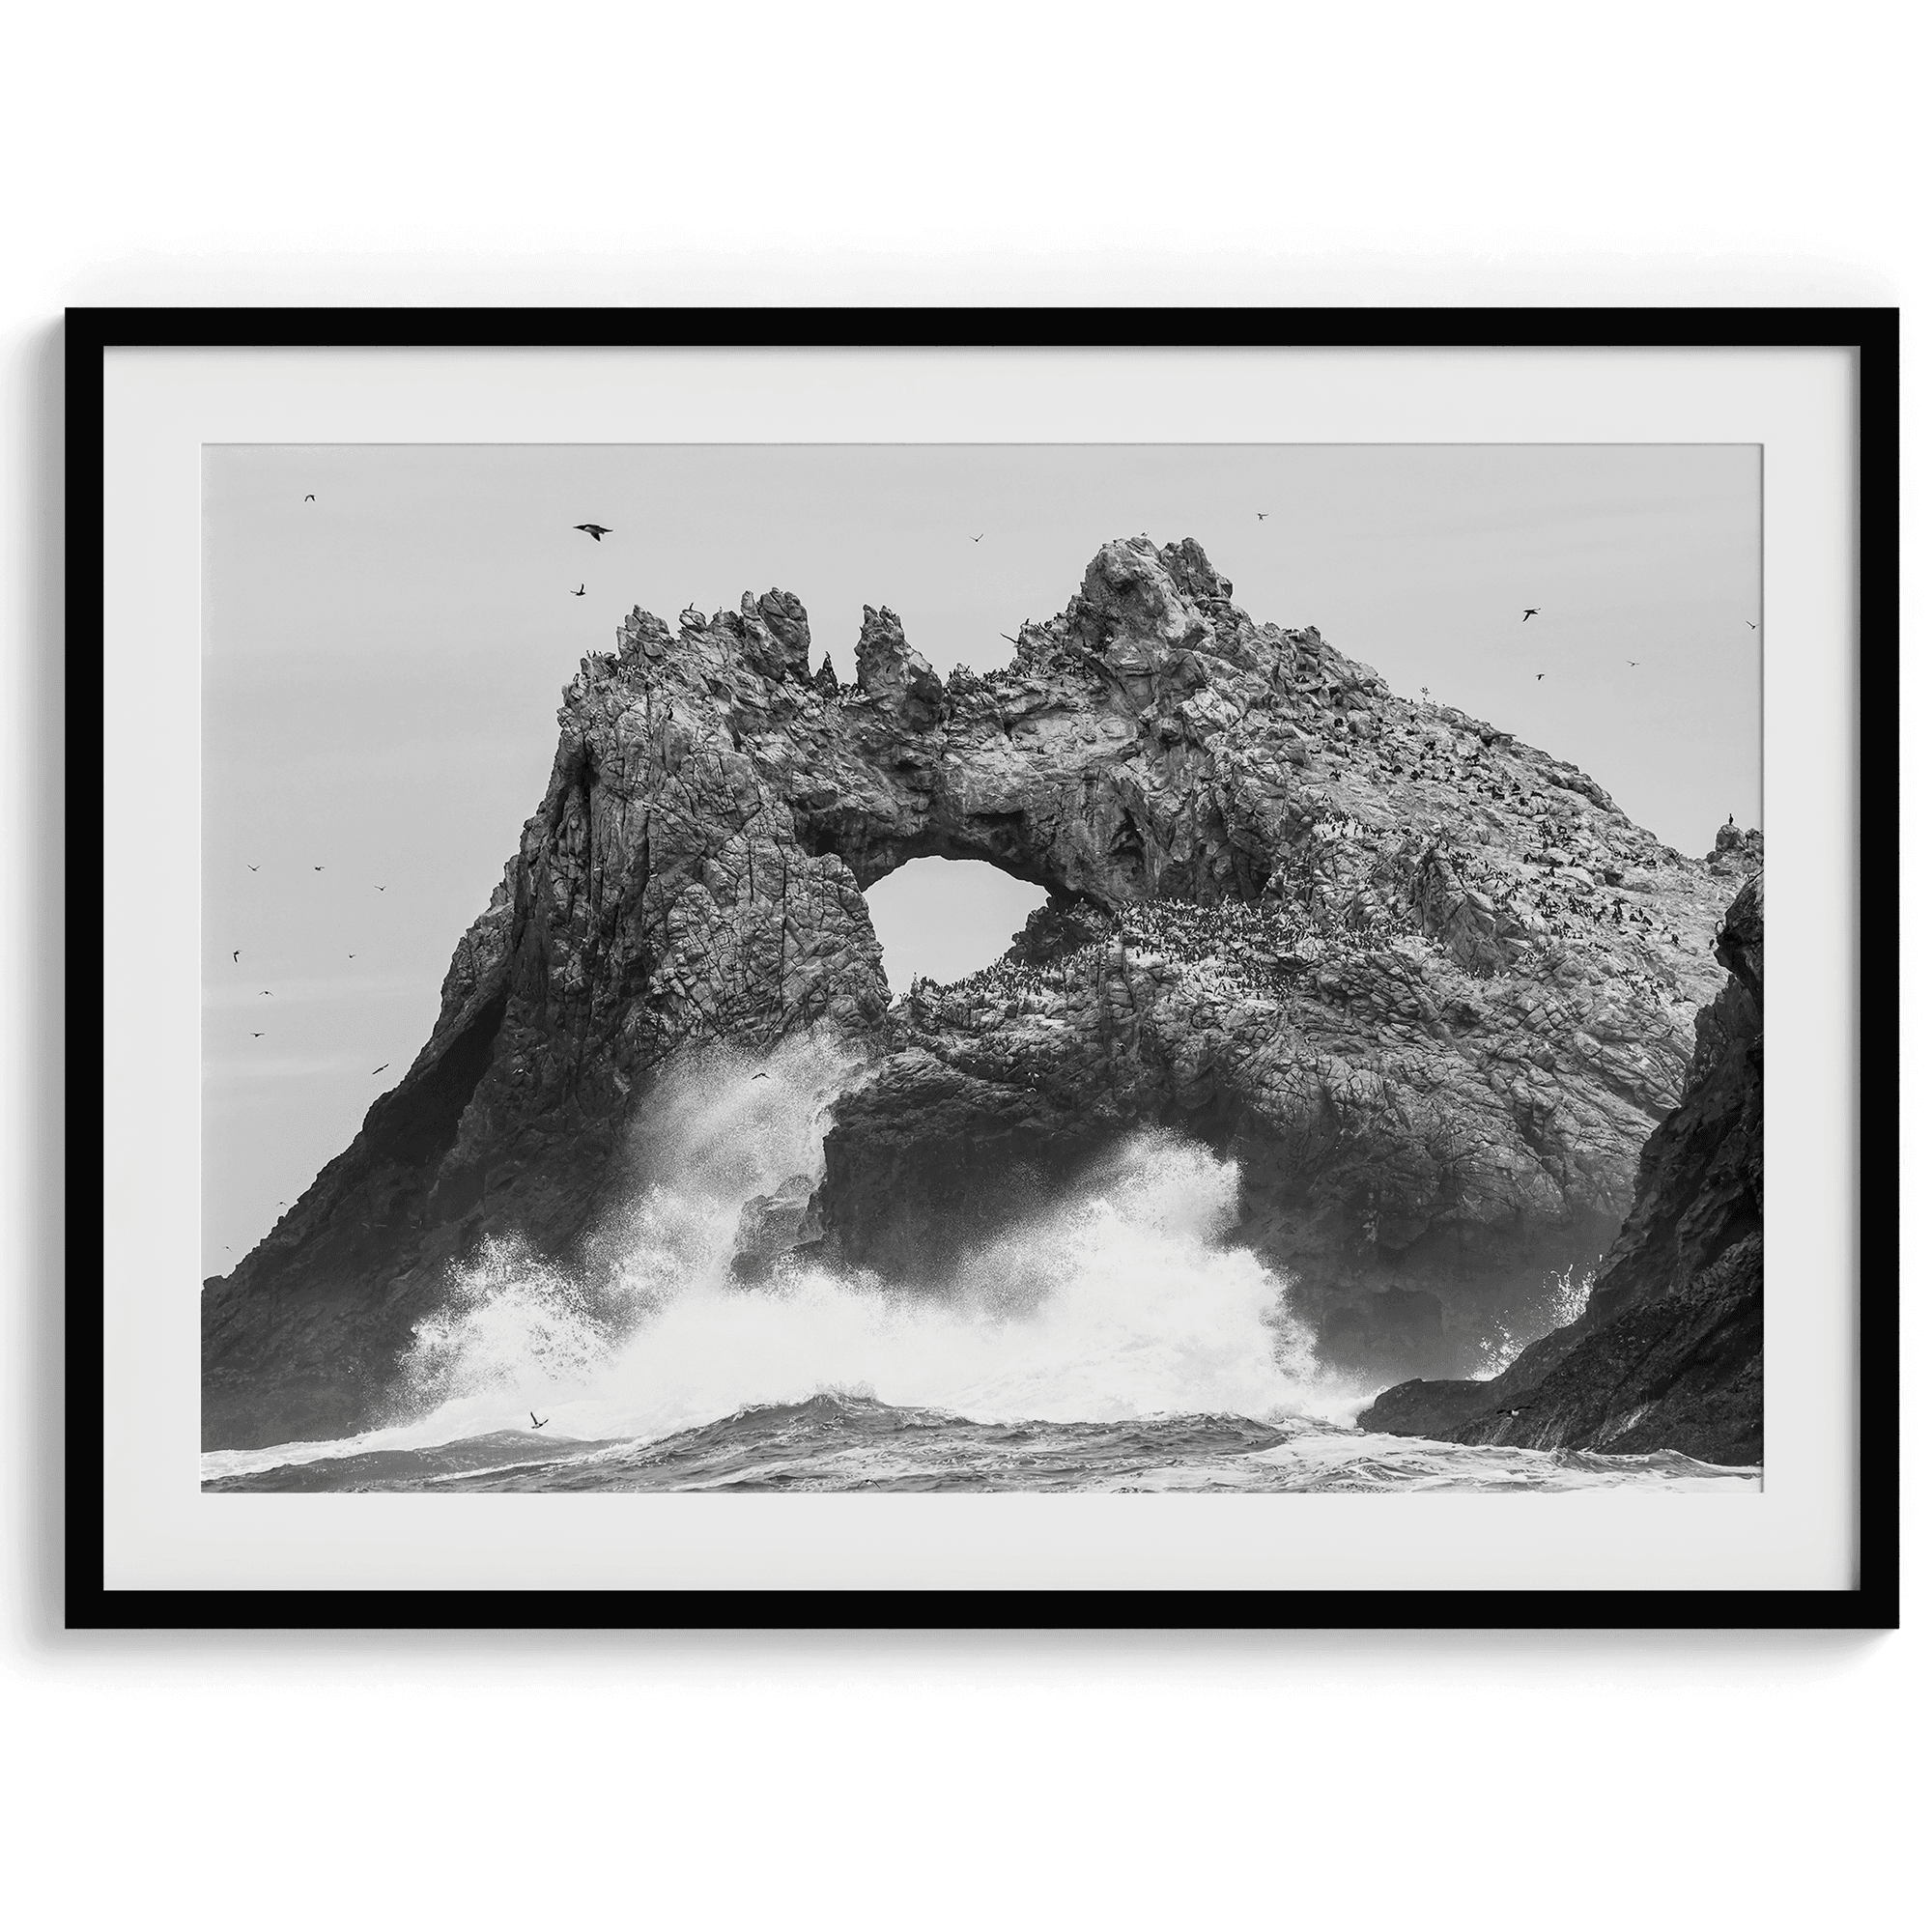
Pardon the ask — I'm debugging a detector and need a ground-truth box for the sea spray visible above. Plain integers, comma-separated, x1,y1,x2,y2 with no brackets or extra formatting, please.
394,1030,861,1421
200,1095,1760,1492
211,1040,1735,1492
356,1038,1362,1453
1469,1261,1598,1378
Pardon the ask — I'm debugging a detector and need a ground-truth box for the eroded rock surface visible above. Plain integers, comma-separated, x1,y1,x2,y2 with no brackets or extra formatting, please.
1359,873,1764,1464
204,538,1741,1448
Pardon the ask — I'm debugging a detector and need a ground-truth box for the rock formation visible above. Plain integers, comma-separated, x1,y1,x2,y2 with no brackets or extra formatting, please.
1357,872,1763,1463
203,538,1747,1450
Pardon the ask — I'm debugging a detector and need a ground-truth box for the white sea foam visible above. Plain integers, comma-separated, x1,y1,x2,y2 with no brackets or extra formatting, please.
543,1134,1357,1446
203,1036,1760,1493
204,1035,1365,1477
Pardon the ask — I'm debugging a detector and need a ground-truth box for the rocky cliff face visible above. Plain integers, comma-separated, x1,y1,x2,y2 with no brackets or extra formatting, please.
1357,872,1763,1463
203,538,1741,1449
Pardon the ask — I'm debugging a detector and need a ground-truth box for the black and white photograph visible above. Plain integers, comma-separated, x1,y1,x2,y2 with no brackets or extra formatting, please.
197,440,1768,1498
12,10,1923,1929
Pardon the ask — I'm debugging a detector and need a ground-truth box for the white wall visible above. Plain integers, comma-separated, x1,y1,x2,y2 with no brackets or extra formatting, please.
3,4,1921,1927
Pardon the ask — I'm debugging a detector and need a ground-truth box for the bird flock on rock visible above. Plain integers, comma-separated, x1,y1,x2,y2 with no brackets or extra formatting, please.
902,826,1709,1041
890,632,1735,1039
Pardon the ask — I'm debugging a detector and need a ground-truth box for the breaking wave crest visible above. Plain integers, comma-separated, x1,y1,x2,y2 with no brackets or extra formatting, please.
391,1036,1353,1450
200,1033,1757,1492
399,1033,864,1413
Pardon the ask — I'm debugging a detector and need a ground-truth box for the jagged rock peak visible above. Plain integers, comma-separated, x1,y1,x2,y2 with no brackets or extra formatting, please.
855,604,944,728
594,543,1383,745
1707,818,1765,877
1077,535,1231,649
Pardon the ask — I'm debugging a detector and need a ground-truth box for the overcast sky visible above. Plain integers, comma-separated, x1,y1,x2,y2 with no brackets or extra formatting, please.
203,442,1760,1272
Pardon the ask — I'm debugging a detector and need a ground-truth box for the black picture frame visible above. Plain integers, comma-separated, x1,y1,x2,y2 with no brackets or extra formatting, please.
65,304,1899,1632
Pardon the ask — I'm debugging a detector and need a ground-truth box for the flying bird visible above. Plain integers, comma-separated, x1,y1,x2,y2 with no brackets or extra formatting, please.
573,524,612,541
972,534,983,543
251,1032,264,1038
304,494,315,502
1627,659,1640,667
232,950,240,962
246,864,259,872
570,583,585,596
1536,673,1546,681
751,1071,769,1080
1521,608,1541,621
1745,619,1758,631
1256,512,1268,521
374,885,386,892
260,990,272,997
313,866,324,871
530,1412,550,1430
372,1064,388,1075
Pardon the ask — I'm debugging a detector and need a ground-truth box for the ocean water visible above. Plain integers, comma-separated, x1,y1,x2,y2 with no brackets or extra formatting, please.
204,1037,1758,1495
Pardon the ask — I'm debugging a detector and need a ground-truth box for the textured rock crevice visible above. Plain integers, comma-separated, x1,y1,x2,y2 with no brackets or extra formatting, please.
204,537,1745,1450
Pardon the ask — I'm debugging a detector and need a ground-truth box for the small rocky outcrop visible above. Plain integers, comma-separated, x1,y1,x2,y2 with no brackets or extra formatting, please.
1358,873,1763,1463
1707,819,1764,879
203,537,1745,1449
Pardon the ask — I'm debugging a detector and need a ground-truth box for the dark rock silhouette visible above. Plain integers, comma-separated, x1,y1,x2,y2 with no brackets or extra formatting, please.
203,537,1746,1449
1359,872,1763,1463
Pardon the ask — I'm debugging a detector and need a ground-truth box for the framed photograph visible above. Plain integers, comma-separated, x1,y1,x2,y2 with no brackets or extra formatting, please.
70,307,1896,1628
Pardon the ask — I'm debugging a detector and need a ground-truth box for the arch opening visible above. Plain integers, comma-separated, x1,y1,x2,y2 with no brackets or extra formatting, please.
864,857,1050,998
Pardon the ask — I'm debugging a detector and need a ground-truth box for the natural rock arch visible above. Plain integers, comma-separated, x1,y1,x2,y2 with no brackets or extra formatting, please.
204,537,1740,1448
863,857,1049,996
